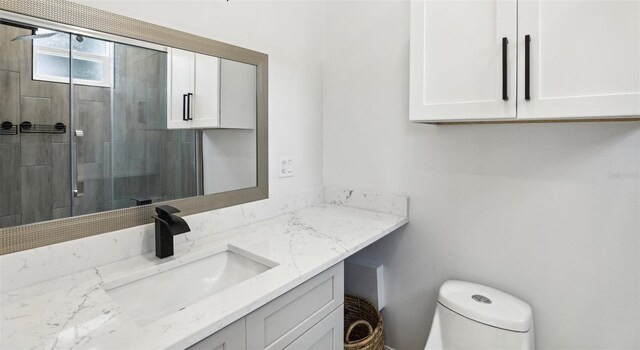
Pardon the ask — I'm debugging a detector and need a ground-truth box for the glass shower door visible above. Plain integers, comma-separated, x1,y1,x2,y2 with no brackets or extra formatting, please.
71,35,198,215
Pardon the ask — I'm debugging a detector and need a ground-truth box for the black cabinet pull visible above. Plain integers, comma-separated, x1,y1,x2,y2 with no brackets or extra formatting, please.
525,34,531,101
187,93,193,120
182,94,188,121
502,37,508,101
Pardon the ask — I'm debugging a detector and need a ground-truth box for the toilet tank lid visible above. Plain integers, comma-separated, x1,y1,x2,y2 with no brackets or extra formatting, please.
438,280,533,332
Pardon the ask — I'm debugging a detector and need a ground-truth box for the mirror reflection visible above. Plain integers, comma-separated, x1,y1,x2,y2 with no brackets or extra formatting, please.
0,18,258,228
203,59,257,195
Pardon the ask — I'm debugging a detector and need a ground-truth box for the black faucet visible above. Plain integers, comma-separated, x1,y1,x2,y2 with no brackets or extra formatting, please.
153,205,191,259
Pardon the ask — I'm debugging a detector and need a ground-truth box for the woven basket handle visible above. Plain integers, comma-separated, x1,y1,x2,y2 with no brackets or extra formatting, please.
345,320,374,344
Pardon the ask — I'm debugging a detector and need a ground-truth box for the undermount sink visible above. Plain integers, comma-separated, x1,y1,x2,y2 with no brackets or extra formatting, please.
103,245,277,326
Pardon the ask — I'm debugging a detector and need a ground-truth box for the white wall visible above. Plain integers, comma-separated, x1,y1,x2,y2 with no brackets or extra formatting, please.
72,1,640,348
74,0,325,198
324,1,640,349
202,129,256,194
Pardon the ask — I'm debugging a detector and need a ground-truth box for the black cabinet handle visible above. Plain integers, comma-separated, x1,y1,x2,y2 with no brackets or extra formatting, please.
525,34,531,101
182,94,188,121
502,37,508,101
187,93,193,120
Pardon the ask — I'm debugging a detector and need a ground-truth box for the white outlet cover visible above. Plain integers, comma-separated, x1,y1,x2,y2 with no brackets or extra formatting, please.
278,156,294,178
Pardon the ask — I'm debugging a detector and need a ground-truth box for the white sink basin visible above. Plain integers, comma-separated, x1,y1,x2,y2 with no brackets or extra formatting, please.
103,245,277,326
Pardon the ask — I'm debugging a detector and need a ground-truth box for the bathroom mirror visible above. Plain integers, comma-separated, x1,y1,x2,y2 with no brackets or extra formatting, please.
0,1,268,254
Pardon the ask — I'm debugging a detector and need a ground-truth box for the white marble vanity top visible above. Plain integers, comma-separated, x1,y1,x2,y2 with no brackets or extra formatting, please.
0,189,408,349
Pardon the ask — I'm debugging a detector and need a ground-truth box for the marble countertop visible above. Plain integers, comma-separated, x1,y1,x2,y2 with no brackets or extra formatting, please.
1,200,407,349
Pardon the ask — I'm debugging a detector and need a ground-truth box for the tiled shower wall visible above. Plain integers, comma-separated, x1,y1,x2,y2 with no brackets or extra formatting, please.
0,24,196,228
0,25,74,227
110,43,196,210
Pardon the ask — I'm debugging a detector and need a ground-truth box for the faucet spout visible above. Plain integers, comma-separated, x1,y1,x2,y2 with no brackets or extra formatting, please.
153,205,191,259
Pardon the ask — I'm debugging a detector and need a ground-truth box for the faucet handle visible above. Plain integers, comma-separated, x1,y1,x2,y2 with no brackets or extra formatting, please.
155,205,181,221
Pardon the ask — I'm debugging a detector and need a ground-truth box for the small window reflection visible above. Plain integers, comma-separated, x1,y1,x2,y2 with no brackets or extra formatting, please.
32,29,113,87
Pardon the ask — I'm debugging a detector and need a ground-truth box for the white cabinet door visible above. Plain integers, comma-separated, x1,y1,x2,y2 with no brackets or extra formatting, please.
187,318,246,350
246,262,344,350
168,48,194,129
518,0,640,119
192,53,221,128
410,0,517,122
283,305,344,350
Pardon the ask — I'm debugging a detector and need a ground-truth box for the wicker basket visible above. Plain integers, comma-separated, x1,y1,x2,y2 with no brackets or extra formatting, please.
344,295,384,350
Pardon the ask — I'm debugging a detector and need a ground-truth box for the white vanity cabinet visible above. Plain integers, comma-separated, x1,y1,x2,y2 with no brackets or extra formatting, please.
188,262,345,350
246,263,344,349
410,0,640,123
283,306,344,350
187,318,246,350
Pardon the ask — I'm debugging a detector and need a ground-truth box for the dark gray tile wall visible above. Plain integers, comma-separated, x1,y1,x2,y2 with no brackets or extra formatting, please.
1,24,79,227
0,47,22,223
20,97,53,166
51,142,70,209
0,214,21,227
111,43,196,210
20,166,52,224
0,25,20,72
1,25,72,227
0,71,20,126
72,86,112,216
0,143,21,219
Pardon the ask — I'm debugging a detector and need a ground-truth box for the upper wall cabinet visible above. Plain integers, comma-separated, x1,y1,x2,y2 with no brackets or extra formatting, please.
167,48,218,128
517,0,640,119
410,0,517,122
167,48,256,129
410,0,640,123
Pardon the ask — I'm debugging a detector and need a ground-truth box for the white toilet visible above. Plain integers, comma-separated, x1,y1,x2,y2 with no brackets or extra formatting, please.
424,280,535,349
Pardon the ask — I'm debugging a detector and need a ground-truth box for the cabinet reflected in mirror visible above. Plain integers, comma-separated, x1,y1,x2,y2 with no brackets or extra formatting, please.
0,17,258,229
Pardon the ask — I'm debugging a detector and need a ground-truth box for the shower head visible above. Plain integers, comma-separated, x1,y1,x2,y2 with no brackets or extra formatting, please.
11,32,58,42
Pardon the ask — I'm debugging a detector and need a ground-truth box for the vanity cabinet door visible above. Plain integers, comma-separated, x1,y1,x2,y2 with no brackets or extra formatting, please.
246,262,344,350
187,318,246,350
167,48,194,129
517,0,640,119
409,0,517,122
283,305,344,350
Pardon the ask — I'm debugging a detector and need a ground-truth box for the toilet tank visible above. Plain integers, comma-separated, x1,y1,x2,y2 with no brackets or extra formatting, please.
431,280,535,350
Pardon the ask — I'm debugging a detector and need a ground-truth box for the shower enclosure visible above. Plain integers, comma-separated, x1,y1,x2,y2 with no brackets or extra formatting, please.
0,21,197,228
